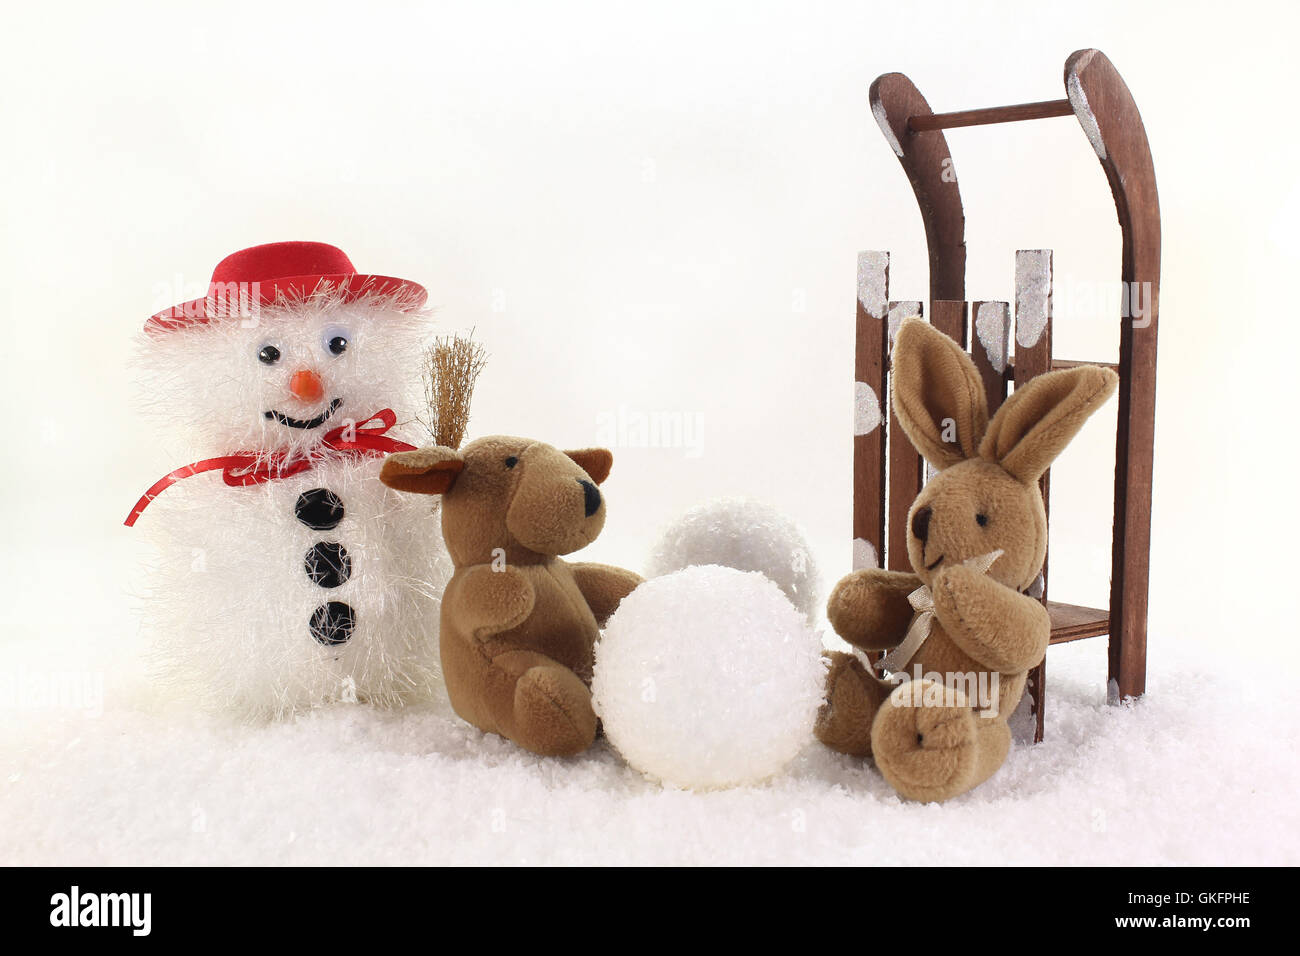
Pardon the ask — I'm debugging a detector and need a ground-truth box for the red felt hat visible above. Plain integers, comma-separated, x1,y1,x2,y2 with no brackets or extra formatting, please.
146,241,428,333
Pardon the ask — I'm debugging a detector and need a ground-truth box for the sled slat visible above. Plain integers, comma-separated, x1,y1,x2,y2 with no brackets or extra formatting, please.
930,299,967,348
886,300,924,571
853,252,890,571
1014,250,1054,744
971,301,1011,415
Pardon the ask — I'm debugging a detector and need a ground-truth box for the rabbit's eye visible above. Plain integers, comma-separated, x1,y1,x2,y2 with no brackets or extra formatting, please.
976,513,989,527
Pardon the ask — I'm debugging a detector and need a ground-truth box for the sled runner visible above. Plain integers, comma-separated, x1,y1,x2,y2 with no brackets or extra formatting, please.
852,49,1159,741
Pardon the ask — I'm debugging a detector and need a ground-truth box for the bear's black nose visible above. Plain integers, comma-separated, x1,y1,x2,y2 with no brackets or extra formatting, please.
579,478,602,517
912,505,932,542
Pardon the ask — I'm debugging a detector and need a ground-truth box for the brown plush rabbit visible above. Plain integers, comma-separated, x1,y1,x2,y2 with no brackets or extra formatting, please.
817,318,1118,802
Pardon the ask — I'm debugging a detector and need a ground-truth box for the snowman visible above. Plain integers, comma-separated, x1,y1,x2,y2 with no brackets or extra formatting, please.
127,241,451,718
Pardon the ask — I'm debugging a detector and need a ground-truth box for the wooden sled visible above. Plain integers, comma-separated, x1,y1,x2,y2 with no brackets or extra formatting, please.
852,49,1159,741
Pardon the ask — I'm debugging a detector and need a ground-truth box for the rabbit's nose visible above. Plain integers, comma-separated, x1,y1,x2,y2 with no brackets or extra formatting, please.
912,506,932,542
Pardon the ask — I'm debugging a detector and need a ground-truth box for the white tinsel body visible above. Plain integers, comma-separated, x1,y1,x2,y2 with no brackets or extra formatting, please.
140,457,448,717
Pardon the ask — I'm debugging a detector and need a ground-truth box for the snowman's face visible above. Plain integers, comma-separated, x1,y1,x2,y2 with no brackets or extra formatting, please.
140,294,427,457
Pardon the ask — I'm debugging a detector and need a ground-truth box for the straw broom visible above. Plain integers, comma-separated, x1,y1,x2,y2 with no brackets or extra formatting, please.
418,331,488,450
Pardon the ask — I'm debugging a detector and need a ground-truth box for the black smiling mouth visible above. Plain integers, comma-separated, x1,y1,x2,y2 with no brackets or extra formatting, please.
264,398,343,430
925,554,944,571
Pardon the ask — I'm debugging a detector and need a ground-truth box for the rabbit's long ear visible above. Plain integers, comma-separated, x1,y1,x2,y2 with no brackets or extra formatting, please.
979,366,1118,483
891,318,989,470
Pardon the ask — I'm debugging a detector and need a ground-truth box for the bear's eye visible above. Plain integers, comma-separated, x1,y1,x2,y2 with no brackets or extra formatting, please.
976,513,989,527
258,344,282,365
505,456,519,469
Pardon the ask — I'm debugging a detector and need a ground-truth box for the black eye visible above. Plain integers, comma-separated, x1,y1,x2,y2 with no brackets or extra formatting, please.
976,513,989,527
505,456,519,469
328,336,349,356
258,345,281,365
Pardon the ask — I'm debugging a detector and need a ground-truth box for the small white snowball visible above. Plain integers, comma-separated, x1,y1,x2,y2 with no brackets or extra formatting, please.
592,566,827,790
646,498,820,618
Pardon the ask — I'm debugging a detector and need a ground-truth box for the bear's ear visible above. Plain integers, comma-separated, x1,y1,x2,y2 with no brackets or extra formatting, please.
380,446,465,495
565,448,613,485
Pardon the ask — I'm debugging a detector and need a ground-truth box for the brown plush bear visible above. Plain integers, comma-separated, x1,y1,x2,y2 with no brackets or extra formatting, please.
817,318,1118,802
380,436,643,756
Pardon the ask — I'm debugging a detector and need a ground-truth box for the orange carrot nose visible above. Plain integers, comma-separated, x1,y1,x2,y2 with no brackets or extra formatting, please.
289,369,325,402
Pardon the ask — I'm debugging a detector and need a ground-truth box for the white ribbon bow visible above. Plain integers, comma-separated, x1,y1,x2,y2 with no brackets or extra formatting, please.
879,549,1004,675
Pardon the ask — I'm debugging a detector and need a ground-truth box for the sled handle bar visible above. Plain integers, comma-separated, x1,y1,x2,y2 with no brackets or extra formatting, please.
907,98,1073,132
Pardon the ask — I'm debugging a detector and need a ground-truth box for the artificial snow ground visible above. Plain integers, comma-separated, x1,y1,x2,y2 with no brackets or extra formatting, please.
4,625,1298,866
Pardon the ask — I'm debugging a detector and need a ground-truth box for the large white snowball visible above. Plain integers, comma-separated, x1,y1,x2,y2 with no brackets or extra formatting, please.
592,565,826,789
646,497,820,618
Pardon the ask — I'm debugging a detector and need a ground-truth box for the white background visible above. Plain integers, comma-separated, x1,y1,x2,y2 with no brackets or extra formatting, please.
2,0,1296,677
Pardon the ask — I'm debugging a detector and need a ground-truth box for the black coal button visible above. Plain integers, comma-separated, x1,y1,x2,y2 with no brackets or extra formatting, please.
309,601,356,646
295,488,344,530
304,542,351,589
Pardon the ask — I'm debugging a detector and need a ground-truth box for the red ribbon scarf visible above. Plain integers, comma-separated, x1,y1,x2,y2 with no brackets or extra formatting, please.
124,409,415,527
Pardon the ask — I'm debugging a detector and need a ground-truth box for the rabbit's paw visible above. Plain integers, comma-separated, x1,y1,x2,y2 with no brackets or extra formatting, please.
827,568,919,650
871,679,979,803
931,563,997,617
932,564,1050,673
815,651,888,757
